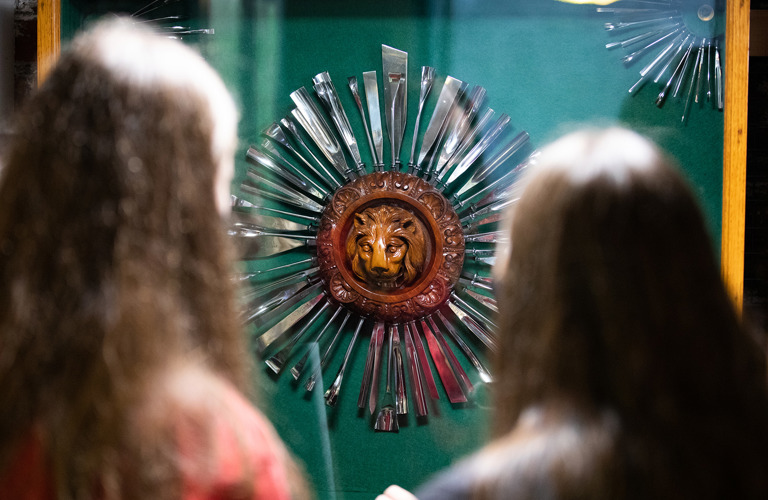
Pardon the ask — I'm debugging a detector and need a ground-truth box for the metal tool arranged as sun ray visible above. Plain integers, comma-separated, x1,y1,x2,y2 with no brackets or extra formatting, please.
598,0,724,123
232,44,536,431
130,0,214,39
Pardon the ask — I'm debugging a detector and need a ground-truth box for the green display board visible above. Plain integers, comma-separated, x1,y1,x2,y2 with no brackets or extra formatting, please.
61,2,726,499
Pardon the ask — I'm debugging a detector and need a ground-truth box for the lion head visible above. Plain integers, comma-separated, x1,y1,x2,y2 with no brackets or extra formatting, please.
346,205,427,290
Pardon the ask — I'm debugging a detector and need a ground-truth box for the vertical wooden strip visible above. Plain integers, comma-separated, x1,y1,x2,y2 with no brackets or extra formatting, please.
723,0,750,312
37,0,61,86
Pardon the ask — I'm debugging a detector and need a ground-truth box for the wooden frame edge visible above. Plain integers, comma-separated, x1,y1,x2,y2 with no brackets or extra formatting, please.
37,0,61,86
723,0,750,313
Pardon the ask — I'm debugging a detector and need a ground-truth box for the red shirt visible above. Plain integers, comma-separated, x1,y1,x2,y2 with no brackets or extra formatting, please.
0,380,292,500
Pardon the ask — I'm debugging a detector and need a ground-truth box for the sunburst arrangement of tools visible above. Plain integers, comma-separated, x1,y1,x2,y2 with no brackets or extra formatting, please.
599,0,724,123
230,45,535,432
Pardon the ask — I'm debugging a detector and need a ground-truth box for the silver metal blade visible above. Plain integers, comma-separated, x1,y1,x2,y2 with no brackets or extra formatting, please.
456,131,529,198
358,322,382,410
444,113,511,188
409,320,440,400
420,319,467,403
368,321,386,415
434,310,493,384
290,305,344,380
445,301,498,352
279,117,342,189
290,88,353,179
229,221,316,241
348,76,378,168
258,140,331,200
392,326,407,415
265,298,331,374
246,145,325,202
460,196,516,228
463,289,498,313
313,72,365,174
382,45,407,167
417,76,465,168
427,315,475,394
402,321,428,416
434,85,486,175
231,209,311,233
387,72,406,168
241,278,314,323
305,311,352,391
458,272,494,293
243,172,324,213
464,229,508,244
451,290,497,330
253,282,325,353
232,195,320,225
363,71,384,168
239,265,319,299
324,317,365,407
435,108,495,185
408,66,436,172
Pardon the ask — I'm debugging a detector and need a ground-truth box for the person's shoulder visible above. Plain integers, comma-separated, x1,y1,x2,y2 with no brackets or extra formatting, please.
414,456,478,500
152,363,294,500
161,363,285,453
418,407,622,500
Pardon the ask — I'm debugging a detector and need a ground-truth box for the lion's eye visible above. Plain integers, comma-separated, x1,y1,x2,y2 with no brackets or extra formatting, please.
387,245,399,253
360,244,372,252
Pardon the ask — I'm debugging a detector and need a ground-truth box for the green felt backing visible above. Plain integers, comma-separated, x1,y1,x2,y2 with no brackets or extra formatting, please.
61,2,725,499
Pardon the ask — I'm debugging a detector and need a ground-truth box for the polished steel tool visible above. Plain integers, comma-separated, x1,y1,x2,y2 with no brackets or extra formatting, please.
253,282,326,353
261,127,332,198
362,71,384,170
368,322,386,415
420,319,467,403
348,76,378,168
403,322,428,416
304,312,352,390
445,300,498,352
374,327,399,432
427,315,474,394
279,116,342,189
382,45,408,170
358,322,384,411
392,325,407,415
415,76,464,174
432,85,486,178
232,195,320,225
407,66,436,173
434,310,492,384
266,298,332,374
409,320,439,399
313,72,366,176
290,305,345,381
291,87,354,180
324,317,366,407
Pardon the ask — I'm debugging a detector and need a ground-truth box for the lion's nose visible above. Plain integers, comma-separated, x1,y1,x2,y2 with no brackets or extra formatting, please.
371,250,387,275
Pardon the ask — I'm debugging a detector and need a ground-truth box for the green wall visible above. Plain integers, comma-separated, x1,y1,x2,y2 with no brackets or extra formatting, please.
62,2,725,499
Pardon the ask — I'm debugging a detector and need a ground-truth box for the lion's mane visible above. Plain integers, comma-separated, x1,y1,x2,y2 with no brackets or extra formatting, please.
346,205,426,287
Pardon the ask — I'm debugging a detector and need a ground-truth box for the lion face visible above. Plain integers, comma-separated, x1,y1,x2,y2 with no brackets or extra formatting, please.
346,205,426,290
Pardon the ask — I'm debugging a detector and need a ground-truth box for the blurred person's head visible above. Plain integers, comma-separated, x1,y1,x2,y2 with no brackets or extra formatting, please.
0,18,248,497
487,127,768,497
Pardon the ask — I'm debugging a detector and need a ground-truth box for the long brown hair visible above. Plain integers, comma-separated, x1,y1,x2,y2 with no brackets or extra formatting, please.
485,128,768,498
0,19,250,498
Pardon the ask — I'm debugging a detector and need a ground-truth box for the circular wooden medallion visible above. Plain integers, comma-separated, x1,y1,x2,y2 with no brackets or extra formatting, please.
317,171,465,322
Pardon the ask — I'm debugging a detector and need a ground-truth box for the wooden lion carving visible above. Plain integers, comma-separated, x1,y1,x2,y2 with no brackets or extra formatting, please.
346,205,427,290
